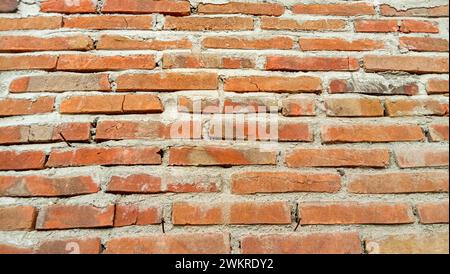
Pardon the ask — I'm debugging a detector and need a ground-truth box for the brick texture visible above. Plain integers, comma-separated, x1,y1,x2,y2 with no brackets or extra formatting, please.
0,0,448,255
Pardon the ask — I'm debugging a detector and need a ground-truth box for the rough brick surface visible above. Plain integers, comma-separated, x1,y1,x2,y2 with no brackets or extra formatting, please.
0,0,448,255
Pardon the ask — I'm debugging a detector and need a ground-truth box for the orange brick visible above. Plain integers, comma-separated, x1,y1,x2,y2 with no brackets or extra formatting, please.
400,37,449,52
0,206,37,231
293,3,375,16
400,20,439,33
97,35,192,50
325,97,384,117
0,97,54,117
281,96,316,116
37,238,101,254
114,205,161,227
395,148,449,168
41,0,97,13
380,4,449,17
429,123,449,141
57,54,156,71
427,79,449,94
198,2,284,16
0,55,57,71
0,16,62,31
164,16,254,31
300,38,384,51
63,15,153,30
0,151,46,171
261,17,346,31
0,35,93,52
202,36,293,50
417,202,449,224
355,20,399,32
385,98,448,117
364,55,449,74
116,73,218,91
266,56,359,71
224,76,322,93
102,0,190,15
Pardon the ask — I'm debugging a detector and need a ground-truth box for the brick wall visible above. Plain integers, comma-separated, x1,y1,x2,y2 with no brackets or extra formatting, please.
0,0,448,254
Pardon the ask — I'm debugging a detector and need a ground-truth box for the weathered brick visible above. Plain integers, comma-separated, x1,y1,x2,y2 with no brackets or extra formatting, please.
60,94,163,114
0,175,99,197
364,55,449,74
37,238,101,254
281,96,316,116
0,206,37,231
169,146,277,166
321,124,425,143
348,172,449,194
36,205,114,230
46,147,162,167
172,202,291,225
0,35,93,52
385,98,448,117
0,151,46,171
106,233,230,254
97,35,192,50
164,16,254,31
300,38,384,51
179,96,221,114
266,56,359,71
400,20,439,33
202,36,293,50
41,0,97,13
231,172,341,194
286,148,390,168
417,202,449,224
400,37,449,52
0,55,57,71
116,73,218,91
380,4,449,17
10,74,111,93
0,0,18,13
0,16,62,31
198,2,284,16
261,17,346,31
241,233,362,254
224,76,322,93
293,3,375,16
223,97,278,114
366,233,449,254
429,123,449,141
427,79,449,94
114,205,161,227
63,15,153,30
163,54,254,69
395,148,449,168
0,97,54,117
102,0,190,15
299,202,414,225
325,97,384,117
57,54,156,71
0,244,33,254
329,78,419,96
355,20,399,33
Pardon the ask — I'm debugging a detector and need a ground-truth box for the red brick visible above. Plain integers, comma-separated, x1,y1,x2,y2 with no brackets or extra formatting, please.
46,147,162,167
299,202,414,225
417,202,449,224
164,16,254,31
0,97,54,117
169,146,277,166
281,96,316,116
36,205,114,230
0,16,62,31
321,124,425,143
293,3,375,16
395,148,449,168
0,206,37,231
224,76,322,93
198,2,284,16
114,205,161,227
261,17,346,31
241,233,362,254
0,151,46,171
106,233,230,254
41,0,97,13
380,4,449,17
266,56,359,71
0,175,99,197
0,35,93,52
116,73,218,91
348,171,449,194
325,97,384,117
300,38,384,51
60,94,163,114
63,15,153,30
163,54,254,69
427,79,449,94
231,172,341,194
0,55,57,71
37,238,101,254
97,35,192,50
172,202,291,225
429,123,449,141
400,37,449,52
102,0,190,15
57,54,156,71
385,98,448,117
202,36,293,50
286,148,390,168
366,233,449,254
108,174,162,194
364,55,449,74
178,96,221,114
223,97,278,114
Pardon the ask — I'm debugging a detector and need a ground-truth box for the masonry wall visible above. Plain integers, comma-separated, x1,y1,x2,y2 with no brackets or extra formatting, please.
0,0,448,254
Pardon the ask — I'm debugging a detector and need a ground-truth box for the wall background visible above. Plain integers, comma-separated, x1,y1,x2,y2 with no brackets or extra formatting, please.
0,0,448,254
